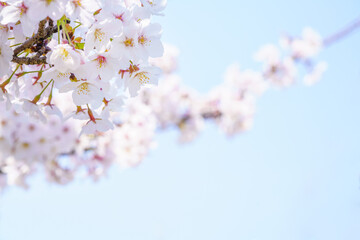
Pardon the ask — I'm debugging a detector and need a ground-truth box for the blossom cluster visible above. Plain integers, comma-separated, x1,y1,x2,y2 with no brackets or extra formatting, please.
0,0,327,191
255,27,327,87
0,0,165,134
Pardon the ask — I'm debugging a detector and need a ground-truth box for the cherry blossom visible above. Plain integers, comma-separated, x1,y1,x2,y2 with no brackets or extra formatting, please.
0,0,349,191
0,0,37,37
27,0,65,21
0,36,12,75
49,44,82,73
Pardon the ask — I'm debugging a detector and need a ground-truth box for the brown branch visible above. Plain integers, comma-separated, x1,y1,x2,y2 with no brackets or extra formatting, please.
323,16,360,47
202,111,222,119
12,56,47,65
11,18,60,65
38,19,47,39
13,19,47,56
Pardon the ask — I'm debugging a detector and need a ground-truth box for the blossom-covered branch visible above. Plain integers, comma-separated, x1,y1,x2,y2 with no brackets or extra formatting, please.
0,0,358,191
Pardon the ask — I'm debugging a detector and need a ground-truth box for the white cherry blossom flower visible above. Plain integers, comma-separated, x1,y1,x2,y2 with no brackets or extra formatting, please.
27,0,66,21
41,68,71,89
303,61,327,86
84,19,121,54
140,0,166,15
124,64,161,96
111,22,141,61
59,78,105,106
81,110,114,134
137,20,163,58
66,0,99,27
97,0,132,24
150,43,179,74
87,51,124,80
254,44,280,65
0,35,12,76
224,63,267,96
21,99,46,122
0,0,37,37
49,44,83,73
291,27,322,58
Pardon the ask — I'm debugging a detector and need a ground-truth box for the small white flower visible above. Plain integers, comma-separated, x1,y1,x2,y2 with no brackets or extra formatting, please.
224,63,267,96
0,35,12,76
140,0,167,15
0,0,37,37
137,20,164,58
254,44,280,65
21,99,46,122
291,27,322,58
49,44,82,73
111,22,141,62
97,0,132,24
41,68,71,89
303,61,327,86
60,79,104,106
124,64,161,97
84,19,121,54
27,0,65,21
66,0,99,27
87,51,124,81
81,110,114,135
150,43,179,74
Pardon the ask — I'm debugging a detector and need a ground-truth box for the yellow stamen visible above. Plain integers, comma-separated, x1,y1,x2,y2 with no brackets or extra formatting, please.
77,82,90,95
134,72,150,85
94,28,105,42
138,35,147,45
124,37,134,47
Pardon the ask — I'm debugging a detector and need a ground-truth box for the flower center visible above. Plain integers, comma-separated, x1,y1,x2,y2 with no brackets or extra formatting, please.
19,2,28,15
124,37,134,47
72,0,82,7
43,0,54,5
96,55,107,68
21,142,30,149
57,72,70,78
134,72,150,85
77,82,90,95
138,35,147,45
114,13,124,22
94,28,105,42
60,47,70,60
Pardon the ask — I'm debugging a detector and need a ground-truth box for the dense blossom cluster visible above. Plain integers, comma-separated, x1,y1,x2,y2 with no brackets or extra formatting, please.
0,0,327,190
255,28,327,87
0,0,165,133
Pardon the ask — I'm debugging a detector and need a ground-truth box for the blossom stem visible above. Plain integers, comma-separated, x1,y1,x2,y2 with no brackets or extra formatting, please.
57,20,61,44
61,19,74,46
87,104,97,123
73,21,82,30
9,43,22,48
32,64,46,85
45,80,55,105
21,70,45,75
31,79,54,104
0,64,20,92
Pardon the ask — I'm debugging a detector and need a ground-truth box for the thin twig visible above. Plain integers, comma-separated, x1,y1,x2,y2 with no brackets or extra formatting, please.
323,16,360,47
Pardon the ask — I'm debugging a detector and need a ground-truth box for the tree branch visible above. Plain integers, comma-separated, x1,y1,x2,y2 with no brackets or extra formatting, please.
11,18,60,65
323,16,360,47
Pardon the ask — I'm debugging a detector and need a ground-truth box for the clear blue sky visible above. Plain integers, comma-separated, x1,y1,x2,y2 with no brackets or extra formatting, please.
1,1,360,239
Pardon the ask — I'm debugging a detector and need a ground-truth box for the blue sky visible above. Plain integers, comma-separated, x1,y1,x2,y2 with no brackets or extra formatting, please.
1,0,360,239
